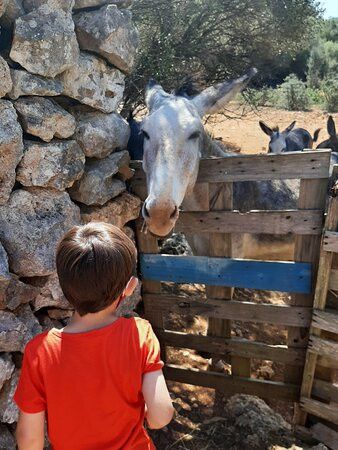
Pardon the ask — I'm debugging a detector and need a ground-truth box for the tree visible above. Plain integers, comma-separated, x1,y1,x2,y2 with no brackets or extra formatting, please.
123,0,322,112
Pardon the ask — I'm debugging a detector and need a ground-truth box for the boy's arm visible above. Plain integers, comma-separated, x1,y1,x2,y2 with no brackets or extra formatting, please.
142,369,174,429
16,410,45,450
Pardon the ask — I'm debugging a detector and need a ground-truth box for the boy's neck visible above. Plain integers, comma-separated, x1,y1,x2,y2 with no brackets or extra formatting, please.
63,302,119,334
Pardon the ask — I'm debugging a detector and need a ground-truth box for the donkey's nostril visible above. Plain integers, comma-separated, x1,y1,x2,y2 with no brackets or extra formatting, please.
142,203,150,219
170,205,178,219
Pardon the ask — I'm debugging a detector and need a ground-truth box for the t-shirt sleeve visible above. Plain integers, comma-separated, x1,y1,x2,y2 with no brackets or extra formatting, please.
14,342,46,414
140,321,164,374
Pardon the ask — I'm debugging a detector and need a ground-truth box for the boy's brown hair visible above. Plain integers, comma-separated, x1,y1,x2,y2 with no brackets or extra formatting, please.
56,222,137,316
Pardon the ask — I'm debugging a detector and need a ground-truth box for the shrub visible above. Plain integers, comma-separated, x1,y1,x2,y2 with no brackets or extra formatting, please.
276,74,309,111
243,87,277,107
305,87,323,105
321,77,338,112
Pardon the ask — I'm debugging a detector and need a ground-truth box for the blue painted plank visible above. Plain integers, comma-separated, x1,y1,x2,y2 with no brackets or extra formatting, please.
140,254,312,293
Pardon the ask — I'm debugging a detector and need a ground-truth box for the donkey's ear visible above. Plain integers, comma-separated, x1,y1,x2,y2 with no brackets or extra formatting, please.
285,121,296,133
259,121,273,136
328,115,336,137
145,80,170,112
191,68,257,117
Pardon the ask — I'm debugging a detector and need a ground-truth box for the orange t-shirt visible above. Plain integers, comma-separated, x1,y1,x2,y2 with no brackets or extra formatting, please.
14,317,164,450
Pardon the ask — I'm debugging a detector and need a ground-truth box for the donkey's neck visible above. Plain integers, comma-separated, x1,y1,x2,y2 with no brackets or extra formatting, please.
201,130,227,157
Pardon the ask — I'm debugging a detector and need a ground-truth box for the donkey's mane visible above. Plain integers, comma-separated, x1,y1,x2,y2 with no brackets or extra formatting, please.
272,126,279,132
173,73,206,98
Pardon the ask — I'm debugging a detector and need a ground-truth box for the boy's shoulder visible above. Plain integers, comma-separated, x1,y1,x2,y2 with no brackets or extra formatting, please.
24,329,58,355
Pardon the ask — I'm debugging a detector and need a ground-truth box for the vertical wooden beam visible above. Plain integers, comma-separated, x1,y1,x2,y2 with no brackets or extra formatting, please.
285,178,328,422
299,197,338,426
206,183,251,376
135,219,166,361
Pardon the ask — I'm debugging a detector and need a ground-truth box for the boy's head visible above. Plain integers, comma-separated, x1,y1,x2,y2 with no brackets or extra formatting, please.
56,222,137,316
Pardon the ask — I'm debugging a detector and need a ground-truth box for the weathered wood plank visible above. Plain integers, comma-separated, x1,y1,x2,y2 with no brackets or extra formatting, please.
164,364,299,401
175,210,323,235
300,397,338,425
310,423,338,450
312,378,338,403
317,354,338,370
312,309,338,334
140,254,312,293
329,269,338,291
156,329,305,365
323,231,338,253
144,294,312,327
130,150,331,184
308,335,338,359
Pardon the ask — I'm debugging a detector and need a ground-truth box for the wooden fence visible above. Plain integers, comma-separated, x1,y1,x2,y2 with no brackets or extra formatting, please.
130,150,335,410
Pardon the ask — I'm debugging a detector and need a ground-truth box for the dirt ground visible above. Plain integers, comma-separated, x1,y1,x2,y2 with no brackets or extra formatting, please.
205,104,338,154
145,105,335,449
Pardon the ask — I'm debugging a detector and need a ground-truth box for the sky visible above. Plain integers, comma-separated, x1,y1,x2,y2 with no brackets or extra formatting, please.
320,0,338,18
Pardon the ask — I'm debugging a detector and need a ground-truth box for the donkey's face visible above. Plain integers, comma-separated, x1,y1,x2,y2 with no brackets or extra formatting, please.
259,121,296,153
142,69,257,236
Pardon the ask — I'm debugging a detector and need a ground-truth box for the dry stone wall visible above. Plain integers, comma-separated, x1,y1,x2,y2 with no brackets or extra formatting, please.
0,0,140,442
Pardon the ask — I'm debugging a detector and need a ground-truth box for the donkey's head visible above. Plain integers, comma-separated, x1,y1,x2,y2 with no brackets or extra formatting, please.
259,120,297,153
317,116,338,153
141,68,257,236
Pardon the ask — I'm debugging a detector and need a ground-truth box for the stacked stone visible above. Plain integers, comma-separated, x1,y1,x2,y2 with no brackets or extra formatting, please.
0,0,141,443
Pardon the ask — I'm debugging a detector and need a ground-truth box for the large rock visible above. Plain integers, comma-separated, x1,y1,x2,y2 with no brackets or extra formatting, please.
8,69,64,100
0,370,19,423
74,5,139,73
74,0,131,9
0,423,16,450
81,191,141,228
59,52,125,113
0,354,14,391
16,304,42,347
69,151,129,205
10,5,80,78
0,189,81,276
0,100,24,206
14,97,76,141
0,311,27,352
17,140,85,191
33,273,71,311
74,109,130,159
1,275,39,311
0,56,12,98
0,243,10,301
23,0,74,13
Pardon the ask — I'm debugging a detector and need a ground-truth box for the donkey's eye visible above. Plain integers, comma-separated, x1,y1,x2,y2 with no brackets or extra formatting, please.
188,131,200,140
141,130,150,140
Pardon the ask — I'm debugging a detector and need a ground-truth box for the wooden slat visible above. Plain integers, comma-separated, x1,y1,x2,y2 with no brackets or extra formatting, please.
176,210,323,235
300,397,338,425
312,309,338,334
323,231,338,253
156,329,305,365
287,177,328,407
310,423,338,450
299,197,338,425
164,364,299,401
329,269,338,291
312,379,338,403
140,254,312,293
130,150,331,184
317,355,338,370
308,336,338,359
205,182,234,371
144,294,312,327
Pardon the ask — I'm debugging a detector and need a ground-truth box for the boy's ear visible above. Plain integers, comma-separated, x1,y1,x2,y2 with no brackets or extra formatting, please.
124,276,138,297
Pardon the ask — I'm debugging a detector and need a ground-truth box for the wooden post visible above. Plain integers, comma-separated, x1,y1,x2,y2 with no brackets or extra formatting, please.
135,219,166,361
285,178,328,421
206,182,251,376
299,197,338,425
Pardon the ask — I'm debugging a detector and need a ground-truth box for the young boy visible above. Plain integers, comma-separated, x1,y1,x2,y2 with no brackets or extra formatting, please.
14,222,174,449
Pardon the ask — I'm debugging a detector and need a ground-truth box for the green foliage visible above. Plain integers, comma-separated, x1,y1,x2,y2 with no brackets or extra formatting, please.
242,87,277,107
124,0,321,112
307,18,338,88
305,87,323,105
276,74,309,111
321,77,338,112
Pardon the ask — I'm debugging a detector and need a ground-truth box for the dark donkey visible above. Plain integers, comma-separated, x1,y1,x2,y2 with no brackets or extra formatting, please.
259,120,321,153
317,115,338,153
